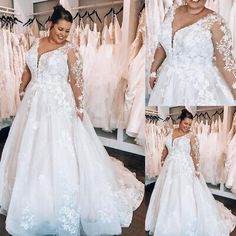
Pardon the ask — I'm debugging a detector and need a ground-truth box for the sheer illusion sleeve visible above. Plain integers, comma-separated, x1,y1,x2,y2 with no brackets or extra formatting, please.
67,46,84,114
211,17,236,95
161,145,168,166
19,65,31,99
150,44,166,73
150,5,175,74
190,134,200,174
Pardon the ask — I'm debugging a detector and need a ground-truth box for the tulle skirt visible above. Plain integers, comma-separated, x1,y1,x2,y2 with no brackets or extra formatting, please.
145,153,236,236
0,80,144,236
148,62,235,106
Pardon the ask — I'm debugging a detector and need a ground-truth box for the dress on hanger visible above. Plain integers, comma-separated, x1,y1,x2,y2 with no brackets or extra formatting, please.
225,113,236,194
0,39,144,236
219,0,234,23
86,20,114,131
124,11,145,138
229,0,236,58
145,130,236,236
148,4,236,106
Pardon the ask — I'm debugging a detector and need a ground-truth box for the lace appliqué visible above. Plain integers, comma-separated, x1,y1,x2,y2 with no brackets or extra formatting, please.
58,192,80,235
68,47,85,114
190,134,200,173
205,14,236,89
20,206,36,230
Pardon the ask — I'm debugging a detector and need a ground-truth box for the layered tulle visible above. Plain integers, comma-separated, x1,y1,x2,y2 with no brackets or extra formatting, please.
0,79,144,236
145,132,236,236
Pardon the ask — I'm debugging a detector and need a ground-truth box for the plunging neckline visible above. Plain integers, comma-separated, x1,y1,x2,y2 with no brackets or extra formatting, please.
171,6,215,47
36,38,68,68
171,129,190,146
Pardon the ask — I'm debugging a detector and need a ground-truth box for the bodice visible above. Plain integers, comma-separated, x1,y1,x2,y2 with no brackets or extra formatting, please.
166,131,192,156
159,5,221,66
25,39,71,84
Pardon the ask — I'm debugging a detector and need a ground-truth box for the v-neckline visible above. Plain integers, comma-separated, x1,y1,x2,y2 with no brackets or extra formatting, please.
171,129,190,146
171,5,215,47
36,38,68,68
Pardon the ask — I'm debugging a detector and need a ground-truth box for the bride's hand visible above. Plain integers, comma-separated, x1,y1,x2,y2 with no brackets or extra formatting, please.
195,171,200,178
149,77,157,89
77,112,84,121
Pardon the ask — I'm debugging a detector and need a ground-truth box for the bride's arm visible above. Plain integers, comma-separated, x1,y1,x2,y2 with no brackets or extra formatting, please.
190,134,200,177
211,17,236,99
161,145,168,166
149,44,166,89
19,65,31,100
67,46,84,121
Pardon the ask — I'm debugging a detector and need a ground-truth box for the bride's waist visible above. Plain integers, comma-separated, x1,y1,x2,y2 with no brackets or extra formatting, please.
165,57,214,67
29,79,70,87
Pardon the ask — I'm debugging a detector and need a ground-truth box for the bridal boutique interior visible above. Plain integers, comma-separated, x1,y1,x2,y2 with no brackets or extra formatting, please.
145,0,236,99
0,0,146,235
145,106,236,235
0,0,145,154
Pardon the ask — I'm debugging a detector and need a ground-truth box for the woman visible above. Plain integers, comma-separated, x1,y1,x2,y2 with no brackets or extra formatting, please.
148,0,236,106
0,5,144,236
145,109,236,236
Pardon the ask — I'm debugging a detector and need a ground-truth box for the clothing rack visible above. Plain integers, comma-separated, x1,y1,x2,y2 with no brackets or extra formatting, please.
28,1,124,17
0,6,17,15
71,1,123,11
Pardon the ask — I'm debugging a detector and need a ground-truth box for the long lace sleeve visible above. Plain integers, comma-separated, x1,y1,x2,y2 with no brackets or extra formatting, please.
190,134,200,174
161,145,168,166
150,44,166,73
211,17,236,97
67,46,84,115
19,65,31,99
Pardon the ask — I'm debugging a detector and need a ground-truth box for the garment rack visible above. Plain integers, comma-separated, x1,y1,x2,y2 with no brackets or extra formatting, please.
71,1,123,11
28,1,124,17
0,6,16,15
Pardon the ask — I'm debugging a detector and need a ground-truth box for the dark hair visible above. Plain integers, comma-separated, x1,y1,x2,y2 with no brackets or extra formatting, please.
179,109,193,121
50,5,73,24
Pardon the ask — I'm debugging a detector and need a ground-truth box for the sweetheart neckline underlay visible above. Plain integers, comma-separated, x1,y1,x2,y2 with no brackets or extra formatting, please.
171,6,215,46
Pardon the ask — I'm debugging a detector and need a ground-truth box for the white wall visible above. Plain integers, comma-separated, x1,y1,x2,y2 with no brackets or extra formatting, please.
13,0,33,21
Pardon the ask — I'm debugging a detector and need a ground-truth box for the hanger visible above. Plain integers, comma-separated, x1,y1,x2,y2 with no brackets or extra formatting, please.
23,18,33,26
89,10,102,23
82,11,94,22
104,8,115,17
115,6,123,15
45,16,51,24
73,11,81,20
13,16,23,24
140,2,145,13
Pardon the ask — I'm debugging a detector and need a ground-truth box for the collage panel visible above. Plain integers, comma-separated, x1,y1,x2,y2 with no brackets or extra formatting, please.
145,106,236,235
145,0,236,106
0,0,146,235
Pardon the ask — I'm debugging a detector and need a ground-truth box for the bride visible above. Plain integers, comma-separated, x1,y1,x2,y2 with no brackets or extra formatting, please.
145,109,236,236
148,0,236,106
0,5,144,236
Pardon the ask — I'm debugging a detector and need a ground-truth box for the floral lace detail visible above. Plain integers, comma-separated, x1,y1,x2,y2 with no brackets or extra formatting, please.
190,134,200,173
149,5,236,105
68,46,84,114
203,13,236,90
215,23,236,84
20,206,36,230
58,191,80,235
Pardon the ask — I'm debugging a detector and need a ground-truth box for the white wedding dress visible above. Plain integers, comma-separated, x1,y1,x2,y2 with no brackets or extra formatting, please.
145,130,236,236
0,39,144,236
148,4,236,106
